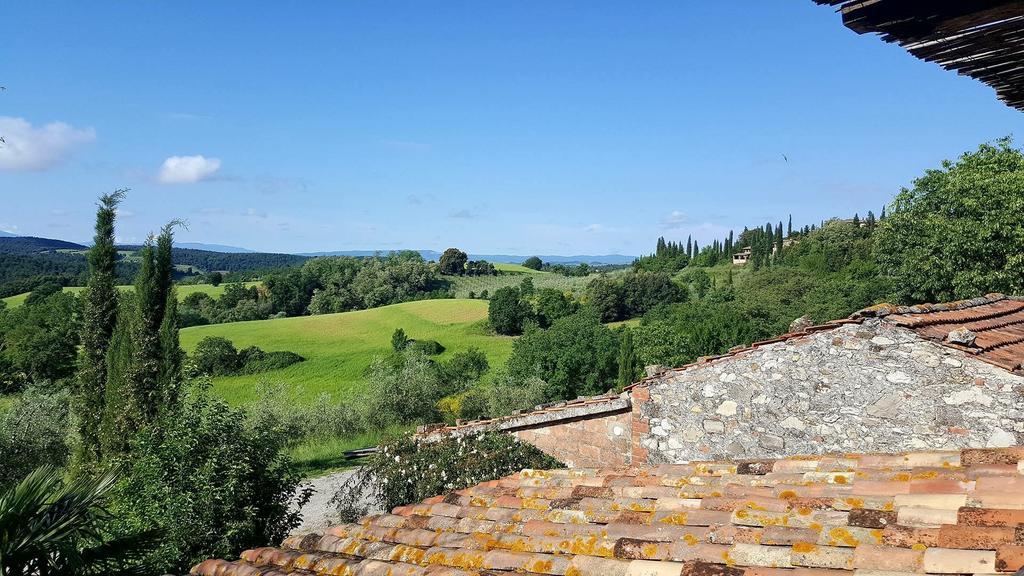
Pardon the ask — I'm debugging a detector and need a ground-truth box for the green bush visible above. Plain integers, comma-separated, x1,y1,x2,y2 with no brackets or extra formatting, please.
240,350,304,374
108,383,309,574
409,339,445,356
190,336,239,376
333,432,562,520
0,386,70,490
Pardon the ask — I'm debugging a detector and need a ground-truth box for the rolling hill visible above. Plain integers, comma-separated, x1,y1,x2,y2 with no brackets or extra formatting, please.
179,299,514,406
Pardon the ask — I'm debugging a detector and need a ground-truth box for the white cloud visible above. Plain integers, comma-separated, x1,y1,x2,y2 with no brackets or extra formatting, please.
0,223,19,234
157,154,221,184
659,210,689,230
0,117,96,171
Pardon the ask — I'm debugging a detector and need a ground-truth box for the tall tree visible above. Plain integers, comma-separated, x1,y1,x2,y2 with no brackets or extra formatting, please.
155,223,182,410
75,190,125,466
438,248,468,275
787,214,792,237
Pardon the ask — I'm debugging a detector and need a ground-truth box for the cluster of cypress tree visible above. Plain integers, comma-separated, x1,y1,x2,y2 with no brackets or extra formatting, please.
74,192,183,466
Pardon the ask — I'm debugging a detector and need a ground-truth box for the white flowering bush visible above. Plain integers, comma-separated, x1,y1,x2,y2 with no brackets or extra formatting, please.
333,432,562,520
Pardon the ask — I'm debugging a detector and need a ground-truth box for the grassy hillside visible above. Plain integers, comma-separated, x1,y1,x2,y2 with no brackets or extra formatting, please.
2,282,259,308
492,262,547,274
445,272,595,298
179,299,514,406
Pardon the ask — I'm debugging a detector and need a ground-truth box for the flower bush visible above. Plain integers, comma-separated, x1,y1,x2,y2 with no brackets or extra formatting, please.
334,431,562,520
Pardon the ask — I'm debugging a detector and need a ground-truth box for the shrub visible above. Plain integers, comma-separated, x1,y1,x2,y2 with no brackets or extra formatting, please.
333,432,562,520
361,350,447,426
190,336,239,376
391,328,409,351
409,339,445,356
108,383,309,574
0,386,70,490
240,350,304,374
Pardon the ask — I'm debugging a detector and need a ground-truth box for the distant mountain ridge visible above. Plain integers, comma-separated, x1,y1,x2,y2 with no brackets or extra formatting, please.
0,233,635,265
299,250,635,265
177,242,255,253
0,236,88,254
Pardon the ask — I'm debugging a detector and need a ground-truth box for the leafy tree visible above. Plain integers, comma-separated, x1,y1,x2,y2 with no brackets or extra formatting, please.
0,466,157,576
76,190,124,465
0,386,70,490
586,275,623,322
875,138,1024,302
438,248,468,276
507,310,620,401
107,386,306,574
0,291,80,389
391,328,409,351
190,336,239,376
522,256,543,270
534,288,578,328
23,282,62,306
206,271,223,286
488,286,530,335
519,275,534,297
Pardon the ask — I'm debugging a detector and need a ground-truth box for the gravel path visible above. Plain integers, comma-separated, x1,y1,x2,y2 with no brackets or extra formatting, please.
292,469,380,535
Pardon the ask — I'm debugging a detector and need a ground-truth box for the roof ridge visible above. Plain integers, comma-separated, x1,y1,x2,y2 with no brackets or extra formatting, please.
851,293,1008,319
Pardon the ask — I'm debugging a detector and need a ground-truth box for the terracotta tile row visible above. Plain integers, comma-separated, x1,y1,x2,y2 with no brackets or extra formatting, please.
191,447,1024,576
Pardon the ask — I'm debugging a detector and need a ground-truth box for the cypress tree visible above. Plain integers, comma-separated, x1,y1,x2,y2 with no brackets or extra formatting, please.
853,213,860,227
787,214,792,237
775,222,784,256
130,238,163,423
100,291,136,457
75,190,125,466
686,236,692,259
617,329,636,389
866,210,876,229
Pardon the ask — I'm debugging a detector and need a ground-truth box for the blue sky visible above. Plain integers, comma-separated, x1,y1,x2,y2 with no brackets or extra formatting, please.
2,1,1022,255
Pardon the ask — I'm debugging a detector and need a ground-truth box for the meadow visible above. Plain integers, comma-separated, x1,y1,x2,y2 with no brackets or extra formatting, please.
179,298,515,406
444,271,596,298
2,282,260,308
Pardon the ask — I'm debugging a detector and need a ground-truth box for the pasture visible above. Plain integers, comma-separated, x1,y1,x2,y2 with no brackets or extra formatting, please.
444,272,596,298
179,299,514,406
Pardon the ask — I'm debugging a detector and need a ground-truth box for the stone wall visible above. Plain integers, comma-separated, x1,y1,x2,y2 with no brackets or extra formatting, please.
636,319,1024,464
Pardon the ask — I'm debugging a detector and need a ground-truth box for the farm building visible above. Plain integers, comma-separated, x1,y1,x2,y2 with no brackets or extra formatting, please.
731,247,752,265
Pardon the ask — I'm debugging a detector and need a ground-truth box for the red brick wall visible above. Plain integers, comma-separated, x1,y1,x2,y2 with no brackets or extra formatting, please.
629,386,651,465
513,409,632,468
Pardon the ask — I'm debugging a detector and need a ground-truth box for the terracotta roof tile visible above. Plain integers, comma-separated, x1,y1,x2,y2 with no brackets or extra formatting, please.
192,446,1024,575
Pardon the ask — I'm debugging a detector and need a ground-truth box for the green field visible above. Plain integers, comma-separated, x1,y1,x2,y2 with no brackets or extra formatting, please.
492,262,547,274
445,272,595,298
179,299,514,406
2,282,259,308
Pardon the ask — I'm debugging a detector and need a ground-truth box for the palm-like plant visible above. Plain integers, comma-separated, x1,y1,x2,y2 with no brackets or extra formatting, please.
0,466,157,576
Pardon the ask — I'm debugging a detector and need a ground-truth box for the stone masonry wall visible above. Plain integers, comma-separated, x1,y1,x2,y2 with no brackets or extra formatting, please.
512,409,632,468
637,319,1024,464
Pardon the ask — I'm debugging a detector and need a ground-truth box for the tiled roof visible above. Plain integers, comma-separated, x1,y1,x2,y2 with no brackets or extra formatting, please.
856,294,1024,373
192,446,1024,576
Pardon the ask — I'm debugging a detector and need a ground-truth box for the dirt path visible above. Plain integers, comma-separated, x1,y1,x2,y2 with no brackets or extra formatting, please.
292,469,380,534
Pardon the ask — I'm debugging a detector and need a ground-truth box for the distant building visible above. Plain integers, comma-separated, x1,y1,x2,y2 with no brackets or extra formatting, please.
731,246,752,265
